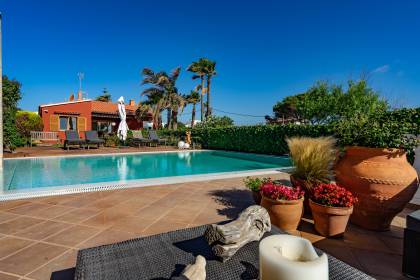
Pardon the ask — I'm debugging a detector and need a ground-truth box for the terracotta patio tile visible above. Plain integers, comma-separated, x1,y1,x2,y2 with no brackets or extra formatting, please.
159,207,201,224
6,203,51,217
378,235,404,255
351,248,404,279
28,249,77,280
0,243,67,276
36,194,80,206
0,237,34,259
45,225,102,247
30,205,75,220
133,205,173,219
0,217,45,235
110,216,156,234
14,221,71,241
0,272,20,280
78,229,138,249
0,212,19,224
314,239,365,271
61,197,96,208
53,208,100,224
142,220,188,236
341,230,393,253
82,209,129,228
0,200,30,211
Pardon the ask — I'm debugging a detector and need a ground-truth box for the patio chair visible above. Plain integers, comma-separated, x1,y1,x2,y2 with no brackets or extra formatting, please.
148,130,167,146
131,130,152,147
85,131,105,149
64,131,86,150
73,224,374,280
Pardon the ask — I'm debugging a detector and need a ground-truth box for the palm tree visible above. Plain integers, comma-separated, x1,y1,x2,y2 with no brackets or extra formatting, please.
203,59,216,118
187,59,206,122
184,88,200,128
140,67,185,130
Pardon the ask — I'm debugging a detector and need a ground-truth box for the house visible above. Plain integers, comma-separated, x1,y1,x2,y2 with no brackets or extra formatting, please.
39,91,147,140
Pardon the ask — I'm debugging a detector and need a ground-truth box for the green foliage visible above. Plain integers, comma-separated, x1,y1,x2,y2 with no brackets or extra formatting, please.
3,76,23,150
195,115,234,129
193,124,333,155
333,108,419,151
15,111,43,145
103,133,120,147
243,177,270,192
269,79,388,125
192,107,418,155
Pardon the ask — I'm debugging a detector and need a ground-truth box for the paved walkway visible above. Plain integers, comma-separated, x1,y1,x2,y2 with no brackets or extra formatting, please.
0,173,415,280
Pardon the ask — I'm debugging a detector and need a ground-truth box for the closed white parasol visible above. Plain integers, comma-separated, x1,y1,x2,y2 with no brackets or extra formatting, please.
117,96,129,141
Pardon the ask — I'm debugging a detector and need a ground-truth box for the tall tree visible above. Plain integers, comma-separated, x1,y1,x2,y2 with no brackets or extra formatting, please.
187,59,207,122
184,88,200,128
203,59,216,118
2,76,22,150
95,88,112,102
141,67,185,130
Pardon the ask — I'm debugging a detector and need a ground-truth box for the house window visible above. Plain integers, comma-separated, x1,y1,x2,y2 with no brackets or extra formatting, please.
92,121,113,136
59,116,78,131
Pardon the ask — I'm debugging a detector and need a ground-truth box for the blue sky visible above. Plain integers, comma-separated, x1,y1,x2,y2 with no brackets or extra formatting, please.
1,0,420,125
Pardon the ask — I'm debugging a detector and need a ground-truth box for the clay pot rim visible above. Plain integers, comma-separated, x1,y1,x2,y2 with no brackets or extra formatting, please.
261,196,304,205
309,199,353,214
344,146,406,155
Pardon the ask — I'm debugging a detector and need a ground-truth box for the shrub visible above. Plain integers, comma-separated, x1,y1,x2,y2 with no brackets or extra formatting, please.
286,136,336,186
311,183,358,208
15,111,43,145
243,177,270,192
104,133,120,147
260,181,304,201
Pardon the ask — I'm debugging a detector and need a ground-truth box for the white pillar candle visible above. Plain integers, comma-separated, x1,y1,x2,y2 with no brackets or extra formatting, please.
259,235,328,280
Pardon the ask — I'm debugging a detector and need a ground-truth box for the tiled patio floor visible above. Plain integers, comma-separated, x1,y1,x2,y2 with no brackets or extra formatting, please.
0,173,416,280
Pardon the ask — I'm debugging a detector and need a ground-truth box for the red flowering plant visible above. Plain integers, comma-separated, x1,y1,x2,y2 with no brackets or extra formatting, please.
260,181,304,201
311,183,358,208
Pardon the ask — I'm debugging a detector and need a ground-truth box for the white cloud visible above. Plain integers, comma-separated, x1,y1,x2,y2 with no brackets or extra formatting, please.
371,64,390,74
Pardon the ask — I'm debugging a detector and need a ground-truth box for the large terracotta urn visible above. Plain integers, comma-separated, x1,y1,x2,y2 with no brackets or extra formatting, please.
335,146,419,231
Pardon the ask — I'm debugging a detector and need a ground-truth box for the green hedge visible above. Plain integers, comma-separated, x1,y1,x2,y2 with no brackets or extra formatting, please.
157,108,419,156
193,125,333,155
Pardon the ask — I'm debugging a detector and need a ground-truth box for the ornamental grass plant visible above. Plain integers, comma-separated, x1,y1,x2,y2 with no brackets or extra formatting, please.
286,136,337,188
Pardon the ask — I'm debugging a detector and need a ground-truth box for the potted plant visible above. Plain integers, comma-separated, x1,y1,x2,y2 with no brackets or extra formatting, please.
286,136,337,211
309,183,357,237
243,177,270,204
260,181,305,231
334,112,419,231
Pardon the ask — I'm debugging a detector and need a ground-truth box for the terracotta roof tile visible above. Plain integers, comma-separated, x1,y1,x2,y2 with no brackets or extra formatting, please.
91,101,137,114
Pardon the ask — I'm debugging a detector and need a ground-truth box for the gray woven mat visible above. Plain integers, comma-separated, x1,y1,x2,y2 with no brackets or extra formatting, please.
75,225,374,280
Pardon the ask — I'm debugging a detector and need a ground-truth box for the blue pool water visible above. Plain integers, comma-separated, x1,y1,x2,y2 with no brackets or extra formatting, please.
3,151,291,191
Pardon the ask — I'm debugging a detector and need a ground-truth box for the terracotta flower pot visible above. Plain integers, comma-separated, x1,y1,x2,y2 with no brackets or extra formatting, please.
260,196,303,231
309,200,353,237
290,175,313,214
252,191,262,205
335,146,419,231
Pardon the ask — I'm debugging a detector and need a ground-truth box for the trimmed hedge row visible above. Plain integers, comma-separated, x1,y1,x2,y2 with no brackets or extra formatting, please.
193,125,333,155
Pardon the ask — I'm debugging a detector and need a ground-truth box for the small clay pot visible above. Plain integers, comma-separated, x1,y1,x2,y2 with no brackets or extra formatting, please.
309,200,353,237
252,191,262,205
260,196,304,231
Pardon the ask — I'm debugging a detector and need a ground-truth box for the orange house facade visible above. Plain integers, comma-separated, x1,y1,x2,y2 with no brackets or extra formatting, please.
39,98,143,140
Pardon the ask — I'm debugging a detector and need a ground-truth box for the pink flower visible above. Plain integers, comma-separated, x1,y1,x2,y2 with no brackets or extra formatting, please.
311,183,358,207
261,181,304,201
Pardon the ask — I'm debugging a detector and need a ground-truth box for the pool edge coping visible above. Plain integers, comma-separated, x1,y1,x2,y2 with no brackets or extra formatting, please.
0,167,292,202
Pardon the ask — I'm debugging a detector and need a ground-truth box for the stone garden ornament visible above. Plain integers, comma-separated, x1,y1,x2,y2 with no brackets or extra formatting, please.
204,205,271,262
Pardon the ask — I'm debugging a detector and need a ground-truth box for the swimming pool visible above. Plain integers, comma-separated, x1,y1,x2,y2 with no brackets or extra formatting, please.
1,150,291,200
